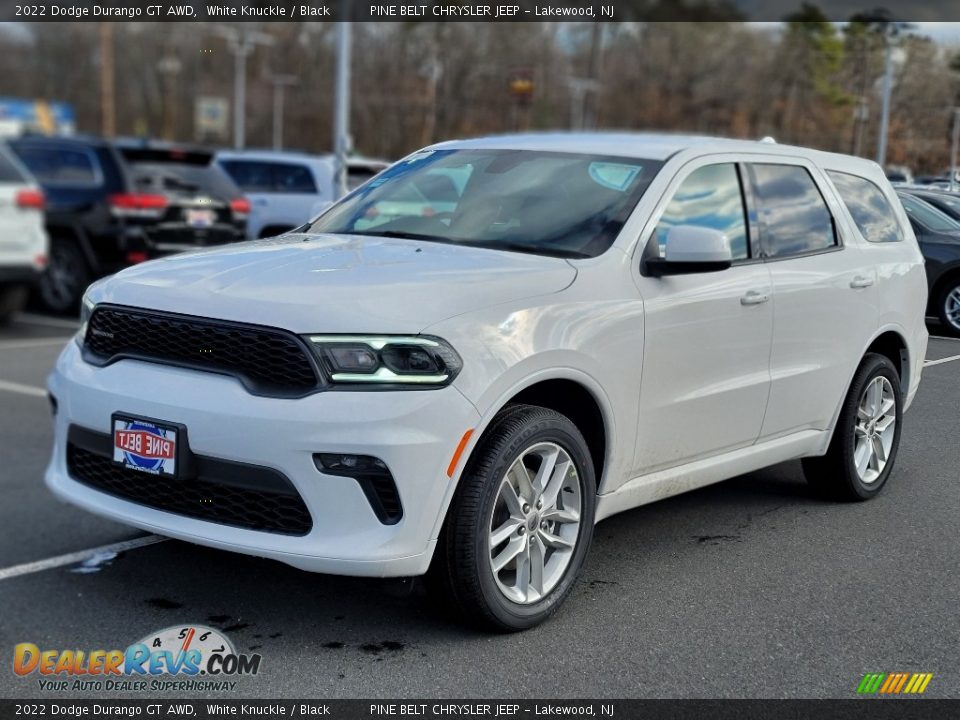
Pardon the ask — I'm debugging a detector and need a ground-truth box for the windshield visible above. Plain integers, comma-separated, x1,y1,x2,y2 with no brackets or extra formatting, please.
307,149,662,258
900,194,960,232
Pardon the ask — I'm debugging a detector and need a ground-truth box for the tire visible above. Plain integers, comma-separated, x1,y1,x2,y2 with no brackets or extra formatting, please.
936,277,960,337
0,284,28,326
802,353,903,501
431,404,596,631
38,237,90,314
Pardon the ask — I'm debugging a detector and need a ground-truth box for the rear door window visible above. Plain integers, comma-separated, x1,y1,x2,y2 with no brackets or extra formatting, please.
748,164,836,259
11,144,99,185
827,171,903,243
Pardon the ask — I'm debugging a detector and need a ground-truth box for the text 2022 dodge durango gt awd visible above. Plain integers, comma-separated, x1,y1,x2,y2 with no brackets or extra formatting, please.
46,133,928,630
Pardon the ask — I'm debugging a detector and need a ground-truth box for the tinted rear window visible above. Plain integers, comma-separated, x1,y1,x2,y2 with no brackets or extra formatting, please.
127,162,240,201
11,144,99,185
827,171,903,244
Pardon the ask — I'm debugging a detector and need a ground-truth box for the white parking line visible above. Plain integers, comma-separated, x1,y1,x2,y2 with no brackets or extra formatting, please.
0,535,168,581
14,313,79,330
0,337,70,351
924,354,960,368
0,379,47,398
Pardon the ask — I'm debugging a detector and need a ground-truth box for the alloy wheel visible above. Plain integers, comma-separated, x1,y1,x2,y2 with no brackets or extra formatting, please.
945,286,960,332
487,442,582,605
853,376,897,484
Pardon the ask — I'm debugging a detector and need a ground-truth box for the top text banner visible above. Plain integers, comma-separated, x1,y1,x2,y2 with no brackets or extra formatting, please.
2,0,957,21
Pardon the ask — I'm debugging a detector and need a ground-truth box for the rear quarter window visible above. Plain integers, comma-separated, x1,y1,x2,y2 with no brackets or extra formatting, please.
827,171,904,243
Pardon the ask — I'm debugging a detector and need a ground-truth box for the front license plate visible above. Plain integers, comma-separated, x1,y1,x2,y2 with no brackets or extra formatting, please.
185,208,215,228
113,416,178,476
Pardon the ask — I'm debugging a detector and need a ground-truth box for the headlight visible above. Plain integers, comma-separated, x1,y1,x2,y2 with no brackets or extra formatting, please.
76,293,95,348
305,335,462,386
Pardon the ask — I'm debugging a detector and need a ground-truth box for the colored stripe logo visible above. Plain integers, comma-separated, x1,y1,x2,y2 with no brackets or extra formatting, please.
857,672,933,695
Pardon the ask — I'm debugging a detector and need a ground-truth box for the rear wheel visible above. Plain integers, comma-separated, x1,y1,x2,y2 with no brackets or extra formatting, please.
0,284,28,326
431,404,596,631
936,278,960,337
38,237,90,314
802,353,902,501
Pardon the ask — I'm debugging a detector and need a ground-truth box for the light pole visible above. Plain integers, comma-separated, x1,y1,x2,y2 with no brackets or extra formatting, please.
876,29,895,168
874,20,911,168
332,8,352,200
158,56,182,141
269,74,298,151
214,26,274,150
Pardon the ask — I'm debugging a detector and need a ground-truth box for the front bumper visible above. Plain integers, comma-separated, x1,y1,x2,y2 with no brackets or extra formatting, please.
46,341,480,577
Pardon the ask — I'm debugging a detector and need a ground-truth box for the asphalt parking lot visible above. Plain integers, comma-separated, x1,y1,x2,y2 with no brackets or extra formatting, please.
1,312,959,700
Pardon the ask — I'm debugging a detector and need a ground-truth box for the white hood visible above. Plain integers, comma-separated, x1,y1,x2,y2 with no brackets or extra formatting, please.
89,234,577,333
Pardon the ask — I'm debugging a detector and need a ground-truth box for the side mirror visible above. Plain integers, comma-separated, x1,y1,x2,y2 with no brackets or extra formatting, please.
646,225,733,277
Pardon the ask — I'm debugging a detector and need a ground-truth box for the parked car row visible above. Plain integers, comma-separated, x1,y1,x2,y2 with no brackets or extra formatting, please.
0,134,390,315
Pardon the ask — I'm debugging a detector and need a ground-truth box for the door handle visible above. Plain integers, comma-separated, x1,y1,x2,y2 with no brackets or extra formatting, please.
740,289,770,306
850,275,874,289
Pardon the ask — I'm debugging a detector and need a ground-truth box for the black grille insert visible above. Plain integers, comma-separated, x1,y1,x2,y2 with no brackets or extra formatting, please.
84,305,322,397
67,428,312,536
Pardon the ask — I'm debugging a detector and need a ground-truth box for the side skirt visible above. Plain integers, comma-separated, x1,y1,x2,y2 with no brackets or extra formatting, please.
594,429,829,523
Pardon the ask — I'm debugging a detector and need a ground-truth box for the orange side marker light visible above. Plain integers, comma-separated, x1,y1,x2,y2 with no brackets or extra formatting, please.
447,429,474,478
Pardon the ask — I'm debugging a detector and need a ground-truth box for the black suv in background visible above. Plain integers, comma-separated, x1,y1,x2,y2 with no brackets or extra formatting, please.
8,136,248,313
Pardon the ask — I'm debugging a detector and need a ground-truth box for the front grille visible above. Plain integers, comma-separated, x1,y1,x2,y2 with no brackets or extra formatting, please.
85,305,321,397
67,438,313,536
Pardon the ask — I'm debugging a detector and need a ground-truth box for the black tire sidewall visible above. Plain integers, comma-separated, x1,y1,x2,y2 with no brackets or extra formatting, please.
458,406,596,630
835,355,903,499
39,238,89,314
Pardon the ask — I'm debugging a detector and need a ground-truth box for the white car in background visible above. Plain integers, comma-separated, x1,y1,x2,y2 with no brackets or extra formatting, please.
0,143,48,325
48,134,927,630
216,151,388,239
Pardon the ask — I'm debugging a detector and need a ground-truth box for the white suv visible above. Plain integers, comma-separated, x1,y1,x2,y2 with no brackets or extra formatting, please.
46,134,927,630
0,143,48,324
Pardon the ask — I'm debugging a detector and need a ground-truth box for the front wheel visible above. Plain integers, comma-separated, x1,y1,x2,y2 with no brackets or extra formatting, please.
802,353,903,501
432,404,596,631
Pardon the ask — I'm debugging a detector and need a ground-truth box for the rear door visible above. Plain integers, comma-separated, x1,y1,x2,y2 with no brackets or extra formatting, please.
748,161,879,439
